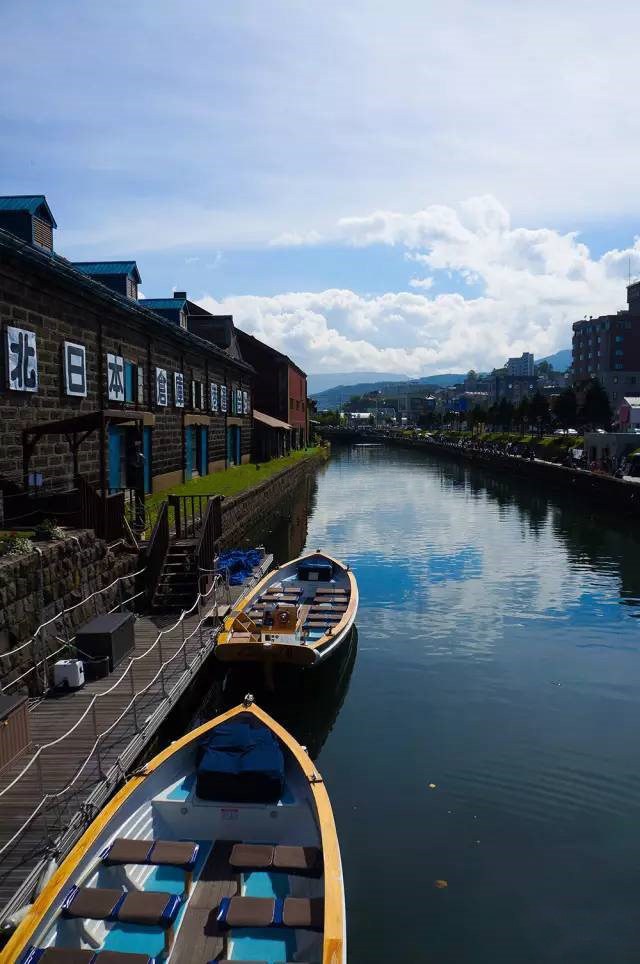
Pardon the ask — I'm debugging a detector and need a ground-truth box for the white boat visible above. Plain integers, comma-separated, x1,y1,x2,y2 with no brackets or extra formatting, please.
216,552,358,670
6,699,346,964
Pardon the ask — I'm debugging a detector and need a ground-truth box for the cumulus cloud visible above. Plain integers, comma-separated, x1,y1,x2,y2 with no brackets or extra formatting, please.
200,196,640,377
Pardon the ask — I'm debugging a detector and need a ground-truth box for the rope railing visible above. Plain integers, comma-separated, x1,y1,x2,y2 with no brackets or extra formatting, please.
0,573,226,861
0,566,147,663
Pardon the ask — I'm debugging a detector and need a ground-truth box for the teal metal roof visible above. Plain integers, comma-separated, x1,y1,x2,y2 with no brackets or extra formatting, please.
73,261,141,283
0,195,57,227
138,298,186,310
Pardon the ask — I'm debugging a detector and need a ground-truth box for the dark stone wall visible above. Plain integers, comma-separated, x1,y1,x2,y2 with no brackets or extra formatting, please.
219,451,326,548
0,532,140,689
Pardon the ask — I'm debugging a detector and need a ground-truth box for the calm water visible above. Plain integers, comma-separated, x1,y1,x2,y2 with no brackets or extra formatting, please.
196,443,640,962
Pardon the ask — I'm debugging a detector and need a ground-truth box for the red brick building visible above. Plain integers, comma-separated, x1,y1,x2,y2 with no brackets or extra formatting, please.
234,330,308,454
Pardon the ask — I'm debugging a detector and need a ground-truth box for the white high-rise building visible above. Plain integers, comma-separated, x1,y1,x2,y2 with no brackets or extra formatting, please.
506,352,535,376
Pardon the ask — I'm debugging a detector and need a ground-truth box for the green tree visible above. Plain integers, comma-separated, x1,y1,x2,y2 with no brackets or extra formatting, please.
553,387,577,428
515,397,530,433
497,398,514,429
536,360,554,376
579,378,612,428
529,391,550,434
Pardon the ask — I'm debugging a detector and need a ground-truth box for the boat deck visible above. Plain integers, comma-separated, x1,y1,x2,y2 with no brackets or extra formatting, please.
171,841,238,964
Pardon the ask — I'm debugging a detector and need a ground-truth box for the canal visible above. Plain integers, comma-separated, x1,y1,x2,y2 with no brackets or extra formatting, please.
198,442,640,962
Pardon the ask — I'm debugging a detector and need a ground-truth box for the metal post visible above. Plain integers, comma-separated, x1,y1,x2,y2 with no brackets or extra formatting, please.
158,637,166,697
129,664,139,732
35,751,50,838
92,702,103,777
181,619,188,670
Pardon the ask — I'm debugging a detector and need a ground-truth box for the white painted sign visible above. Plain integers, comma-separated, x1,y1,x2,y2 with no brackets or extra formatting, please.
156,367,168,406
174,372,184,408
210,382,219,413
236,388,243,415
243,390,249,415
220,384,227,413
63,341,86,397
107,352,124,401
7,326,38,392
137,365,144,404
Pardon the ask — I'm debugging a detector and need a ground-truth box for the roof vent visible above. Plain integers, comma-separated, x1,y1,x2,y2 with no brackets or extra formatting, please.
0,195,57,253
173,290,187,300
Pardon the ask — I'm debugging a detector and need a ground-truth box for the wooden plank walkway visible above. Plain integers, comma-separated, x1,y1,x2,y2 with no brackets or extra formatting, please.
171,841,238,964
0,606,217,917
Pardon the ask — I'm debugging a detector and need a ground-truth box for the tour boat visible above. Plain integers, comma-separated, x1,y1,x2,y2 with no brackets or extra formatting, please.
6,699,346,964
215,551,358,671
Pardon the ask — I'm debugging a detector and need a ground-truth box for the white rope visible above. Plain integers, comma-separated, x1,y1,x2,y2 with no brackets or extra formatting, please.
0,567,147,661
0,574,223,803
0,581,223,860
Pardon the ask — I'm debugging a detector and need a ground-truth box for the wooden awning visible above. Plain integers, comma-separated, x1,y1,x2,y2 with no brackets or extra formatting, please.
22,408,152,442
253,409,292,431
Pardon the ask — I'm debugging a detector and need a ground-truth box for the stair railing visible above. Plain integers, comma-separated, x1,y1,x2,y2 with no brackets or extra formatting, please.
145,501,169,605
195,496,223,596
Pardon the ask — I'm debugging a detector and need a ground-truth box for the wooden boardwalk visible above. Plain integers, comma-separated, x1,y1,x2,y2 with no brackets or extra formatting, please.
0,605,219,919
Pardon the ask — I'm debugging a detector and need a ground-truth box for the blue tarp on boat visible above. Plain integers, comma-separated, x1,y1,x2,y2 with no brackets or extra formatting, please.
196,722,285,802
217,548,263,585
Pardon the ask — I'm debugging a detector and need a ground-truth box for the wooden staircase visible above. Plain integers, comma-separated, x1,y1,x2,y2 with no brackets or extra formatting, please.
151,541,199,612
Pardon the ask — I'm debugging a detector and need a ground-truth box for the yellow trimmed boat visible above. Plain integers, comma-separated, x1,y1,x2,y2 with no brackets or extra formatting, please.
3,698,346,964
216,551,358,669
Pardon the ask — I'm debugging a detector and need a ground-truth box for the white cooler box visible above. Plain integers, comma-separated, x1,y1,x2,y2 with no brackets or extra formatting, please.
53,659,85,690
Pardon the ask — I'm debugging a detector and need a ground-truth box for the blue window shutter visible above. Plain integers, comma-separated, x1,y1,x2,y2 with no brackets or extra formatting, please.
124,361,134,402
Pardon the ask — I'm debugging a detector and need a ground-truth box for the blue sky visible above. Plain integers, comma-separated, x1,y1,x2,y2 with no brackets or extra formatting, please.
3,1,640,376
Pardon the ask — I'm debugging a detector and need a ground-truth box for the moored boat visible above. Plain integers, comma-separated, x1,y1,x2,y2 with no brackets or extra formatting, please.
215,552,358,670
4,698,346,964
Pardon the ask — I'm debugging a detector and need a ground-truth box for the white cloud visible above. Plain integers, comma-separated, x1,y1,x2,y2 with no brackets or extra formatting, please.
199,196,640,376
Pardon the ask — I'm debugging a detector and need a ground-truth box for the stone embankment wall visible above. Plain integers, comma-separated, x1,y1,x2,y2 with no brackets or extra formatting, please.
219,450,327,549
382,435,640,517
0,533,139,687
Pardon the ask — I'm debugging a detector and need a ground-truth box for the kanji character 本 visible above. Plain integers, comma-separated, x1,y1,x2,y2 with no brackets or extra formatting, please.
108,355,124,398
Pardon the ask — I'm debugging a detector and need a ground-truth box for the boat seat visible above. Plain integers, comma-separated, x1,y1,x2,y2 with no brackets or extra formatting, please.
282,897,324,929
102,838,198,896
217,896,277,927
228,843,322,875
62,885,181,928
229,842,273,869
102,838,198,870
314,588,348,595
217,896,323,929
20,950,158,964
20,950,96,964
273,845,322,874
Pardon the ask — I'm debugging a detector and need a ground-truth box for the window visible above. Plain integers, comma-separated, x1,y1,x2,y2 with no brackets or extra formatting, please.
616,335,624,342
179,311,187,329
124,361,135,403
126,278,137,300
613,376,618,384
615,363,624,370
629,376,637,385
612,392,617,400
615,349,624,356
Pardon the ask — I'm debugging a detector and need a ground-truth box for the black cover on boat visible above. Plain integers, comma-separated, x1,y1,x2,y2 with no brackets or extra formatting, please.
195,722,285,802
297,557,333,581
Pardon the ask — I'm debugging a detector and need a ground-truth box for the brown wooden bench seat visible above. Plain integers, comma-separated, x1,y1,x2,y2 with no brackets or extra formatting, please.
61,886,181,954
227,843,322,875
282,897,324,929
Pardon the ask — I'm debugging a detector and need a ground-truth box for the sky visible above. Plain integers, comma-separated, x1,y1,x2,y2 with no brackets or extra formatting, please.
3,0,640,376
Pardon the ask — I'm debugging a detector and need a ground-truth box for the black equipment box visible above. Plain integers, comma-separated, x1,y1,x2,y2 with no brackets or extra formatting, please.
76,612,135,672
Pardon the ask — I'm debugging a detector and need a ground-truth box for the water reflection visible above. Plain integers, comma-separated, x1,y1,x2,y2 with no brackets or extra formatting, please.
188,444,640,962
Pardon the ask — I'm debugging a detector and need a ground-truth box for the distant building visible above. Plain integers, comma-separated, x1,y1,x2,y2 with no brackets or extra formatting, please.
618,396,640,431
572,282,640,407
506,352,535,376
235,330,308,451
489,372,538,404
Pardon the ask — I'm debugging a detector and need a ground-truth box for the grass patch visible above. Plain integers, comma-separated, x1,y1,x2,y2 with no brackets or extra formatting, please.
143,447,324,533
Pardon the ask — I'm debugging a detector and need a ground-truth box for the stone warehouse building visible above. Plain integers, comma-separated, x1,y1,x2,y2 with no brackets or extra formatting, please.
0,195,253,495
